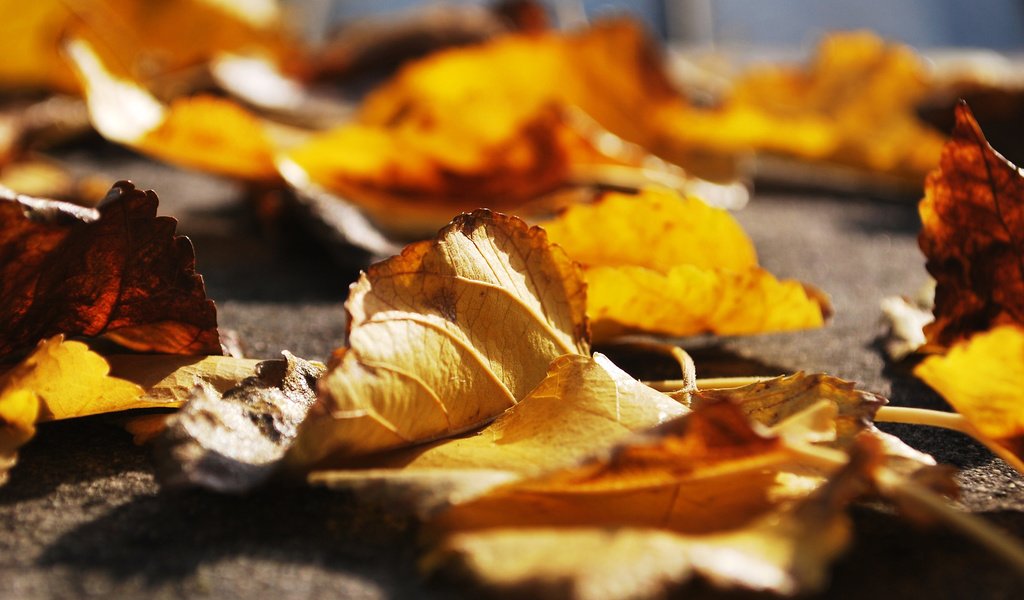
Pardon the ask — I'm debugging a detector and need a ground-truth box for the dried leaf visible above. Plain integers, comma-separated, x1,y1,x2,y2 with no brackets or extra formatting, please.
540,188,757,273
0,181,220,356
914,325,1024,473
0,0,291,93
289,210,589,465
919,102,1024,348
156,352,324,492
0,382,39,486
65,38,281,181
422,404,888,599
309,353,686,513
540,189,830,340
662,31,945,183
280,20,719,238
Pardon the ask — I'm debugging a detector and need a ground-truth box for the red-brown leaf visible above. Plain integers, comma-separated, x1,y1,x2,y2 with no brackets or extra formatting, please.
0,181,219,356
919,102,1024,347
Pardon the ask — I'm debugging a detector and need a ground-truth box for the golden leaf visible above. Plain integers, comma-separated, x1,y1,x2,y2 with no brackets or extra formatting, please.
0,0,291,93
289,210,589,465
0,388,38,486
662,31,946,182
421,403,889,598
914,325,1024,473
65,38,281,181
309,353,687,511
280,20,713,237
539,189,830,340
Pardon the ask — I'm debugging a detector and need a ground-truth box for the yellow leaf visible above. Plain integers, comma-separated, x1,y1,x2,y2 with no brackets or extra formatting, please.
289,210,589,466
540,188,756,272
0,389,39,485
539,189,830,340
65,38,281,181
664,31,946,181
421,404,890,598
914,325,1024,472
0,336,145,421
280,20,720,237
309,353,687,511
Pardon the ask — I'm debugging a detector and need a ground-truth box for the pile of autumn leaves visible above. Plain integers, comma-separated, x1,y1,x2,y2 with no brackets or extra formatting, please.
2,103,1024,597
2,3,1024,598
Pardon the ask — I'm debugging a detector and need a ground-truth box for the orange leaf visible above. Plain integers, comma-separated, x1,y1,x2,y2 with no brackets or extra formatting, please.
0,182,220,356
919,102,1024,347
65,38,282,181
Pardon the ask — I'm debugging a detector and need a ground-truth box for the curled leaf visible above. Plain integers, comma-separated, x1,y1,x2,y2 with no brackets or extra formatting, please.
914,325,1024,473
309,353,686,513
422,404,889,599
540,189,830,340
290,210,589,465
281,20,730,239
0,181,220,356
65,38,282,181
919,102,1024,347
156,352,324,492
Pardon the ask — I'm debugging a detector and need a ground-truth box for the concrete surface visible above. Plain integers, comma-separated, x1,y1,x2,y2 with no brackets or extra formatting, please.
2,146,1023,599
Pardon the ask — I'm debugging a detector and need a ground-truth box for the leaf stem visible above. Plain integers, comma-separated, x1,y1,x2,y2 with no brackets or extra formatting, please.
873,406,973,435
644,375,774,392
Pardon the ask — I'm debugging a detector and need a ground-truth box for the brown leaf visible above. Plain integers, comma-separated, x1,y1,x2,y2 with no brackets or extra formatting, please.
156,352,324,492
919,102,1024,347
0,181,220,356
288,210,589,466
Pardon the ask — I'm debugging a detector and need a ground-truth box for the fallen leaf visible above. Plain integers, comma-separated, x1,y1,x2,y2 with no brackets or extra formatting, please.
421,404,890,599
0,181,220,356
0,0,292,93
914,325,1024,473
918,102,1024,348
0,383,39,486
280,20,725,239
309,353,687,513
289,209,589,465
661,31,946,185
65,38,282,181
156,352,324,492
2,336,145,421
539,189,830,340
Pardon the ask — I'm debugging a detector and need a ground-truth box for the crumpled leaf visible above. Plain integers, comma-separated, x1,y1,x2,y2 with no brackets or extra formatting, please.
539,188,830,340
65,38,282,181
0,0,292,93
880,280,936,360
918,102,1024,348
289,210,589,465
156,352,324,493
914,325,1024,473
309,353,687,513
664,31,945,185
280,20,729,239
421,403,898,599
0,181,220,356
